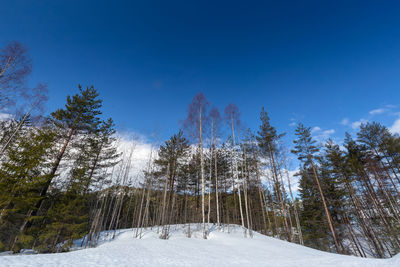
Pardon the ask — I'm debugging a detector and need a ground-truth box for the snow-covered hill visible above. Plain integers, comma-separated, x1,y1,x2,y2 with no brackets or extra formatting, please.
1,224,399,267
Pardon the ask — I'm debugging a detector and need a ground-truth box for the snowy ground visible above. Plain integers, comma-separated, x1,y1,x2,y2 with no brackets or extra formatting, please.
1,224,399,267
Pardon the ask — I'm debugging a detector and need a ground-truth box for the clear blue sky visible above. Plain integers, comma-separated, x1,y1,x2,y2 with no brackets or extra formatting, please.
1,0,400,149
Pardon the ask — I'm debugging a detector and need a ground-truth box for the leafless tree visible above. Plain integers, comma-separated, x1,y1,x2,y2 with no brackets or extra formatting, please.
183,93,209,239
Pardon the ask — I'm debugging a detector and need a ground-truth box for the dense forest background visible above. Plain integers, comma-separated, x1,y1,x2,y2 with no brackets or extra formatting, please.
1,41,400,259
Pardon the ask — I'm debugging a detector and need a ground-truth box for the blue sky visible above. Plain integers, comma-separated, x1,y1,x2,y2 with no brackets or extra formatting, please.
1,0,400,153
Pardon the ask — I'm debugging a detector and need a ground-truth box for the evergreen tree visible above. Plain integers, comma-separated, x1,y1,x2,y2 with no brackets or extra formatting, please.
320,140,348,252
298,166,328,249
153,130,190,238
292,123,340,252
256,107,290,241
39,118,121,251
32,85,103,219
0,125,56,252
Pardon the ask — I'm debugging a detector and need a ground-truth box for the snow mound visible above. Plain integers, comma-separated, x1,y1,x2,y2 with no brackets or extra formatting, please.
0,224,398,267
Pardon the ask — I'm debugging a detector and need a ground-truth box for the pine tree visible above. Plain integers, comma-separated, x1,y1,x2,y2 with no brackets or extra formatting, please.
256,107,291,241
358,122,400,195
37,118,120,252
319,140,348,252
0,125,56,252
153,130,190,239
31,85,102,219
291,123,340,252
298,166,329,249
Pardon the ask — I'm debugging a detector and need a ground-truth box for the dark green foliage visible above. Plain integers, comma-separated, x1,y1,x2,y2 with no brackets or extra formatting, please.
154,130,190,179
0,85,122,253
51,85,102,134
298,166,329,249
256,107,285,155
0,126,56,251
37,191,88,253
291,123,319,164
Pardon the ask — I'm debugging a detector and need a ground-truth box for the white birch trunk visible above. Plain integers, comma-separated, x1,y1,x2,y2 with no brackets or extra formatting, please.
231,116,246,237
199,104,206,239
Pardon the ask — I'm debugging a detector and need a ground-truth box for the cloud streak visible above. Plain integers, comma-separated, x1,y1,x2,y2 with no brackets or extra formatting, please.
369,108,385,115
351,119,368,129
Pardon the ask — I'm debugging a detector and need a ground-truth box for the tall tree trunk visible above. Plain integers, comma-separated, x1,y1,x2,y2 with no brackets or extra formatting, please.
252,149,268,235
230,116,246,237
199,104,206,239
20,125,76,234
269,147,291,242
160,164,170,239
241,141,252,237
285,169,303,245
310,159,340,252
215,146,220,229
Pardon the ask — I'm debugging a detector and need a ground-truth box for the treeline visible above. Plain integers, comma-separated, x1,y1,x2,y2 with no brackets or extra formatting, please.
1,41,400,258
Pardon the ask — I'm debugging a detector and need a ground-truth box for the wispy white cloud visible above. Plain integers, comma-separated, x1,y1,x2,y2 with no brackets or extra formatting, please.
351,119,368,129
369,108,385,115
386,104,397,109
311,126,335,141
341,118,349,126
342,105,397,131
322,129,335,136
314,129,335,141
311,126,321,133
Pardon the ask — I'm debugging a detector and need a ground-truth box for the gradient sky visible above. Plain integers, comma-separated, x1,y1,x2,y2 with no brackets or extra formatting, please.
1,0,400,153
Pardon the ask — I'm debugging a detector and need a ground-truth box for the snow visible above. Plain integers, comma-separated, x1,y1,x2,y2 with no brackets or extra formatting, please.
1,224,399,267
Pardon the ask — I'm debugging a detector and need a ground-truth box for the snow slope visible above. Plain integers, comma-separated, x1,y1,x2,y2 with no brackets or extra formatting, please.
1,224,399,267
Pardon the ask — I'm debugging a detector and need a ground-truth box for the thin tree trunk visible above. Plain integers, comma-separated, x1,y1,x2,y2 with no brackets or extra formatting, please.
310,159,339,252
215,146,220,229
199,104,206,239
230,116,246,237
285,169,303,244
269,147,291,242
253,148,268,235
160,164,170,239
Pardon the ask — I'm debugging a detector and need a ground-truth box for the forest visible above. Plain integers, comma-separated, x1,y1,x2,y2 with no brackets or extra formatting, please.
1,41,400,259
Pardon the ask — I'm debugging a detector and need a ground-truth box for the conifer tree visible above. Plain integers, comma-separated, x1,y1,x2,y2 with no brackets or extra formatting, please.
256,107,291,241
0,125,56,251
32,85,102,217
153,130,190,238
292,123,340,252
